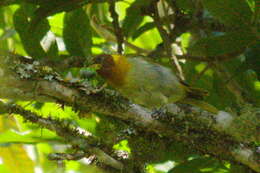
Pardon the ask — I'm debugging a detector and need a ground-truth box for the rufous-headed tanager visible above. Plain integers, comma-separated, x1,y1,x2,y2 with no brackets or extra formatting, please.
92,54,219,114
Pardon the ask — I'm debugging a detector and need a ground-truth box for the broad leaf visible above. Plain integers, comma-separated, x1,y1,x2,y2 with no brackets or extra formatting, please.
0,144,35,173
0,116,35,173
29,0,91,28
188,30,257,57
176,0,195,13
0,129,60,143
63,8,92,56
244,43,260,78
202,0,253,27
169,157,224,173
122,0,150,37
13,6,49,58
132,22,155,40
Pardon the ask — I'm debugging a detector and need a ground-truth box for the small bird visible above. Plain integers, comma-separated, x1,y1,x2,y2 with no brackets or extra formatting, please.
92,54,218,114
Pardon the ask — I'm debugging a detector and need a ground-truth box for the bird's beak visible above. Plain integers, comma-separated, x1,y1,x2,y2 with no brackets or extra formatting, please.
88,63,102,70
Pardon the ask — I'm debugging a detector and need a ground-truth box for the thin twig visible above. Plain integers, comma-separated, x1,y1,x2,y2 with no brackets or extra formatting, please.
190,63,212,84
109,0,124,54
1,101,124,170
152,1,185,80
176,54,209,62
48,151,87,161
161,0,172,32
89,16,151,54
211,62,245,104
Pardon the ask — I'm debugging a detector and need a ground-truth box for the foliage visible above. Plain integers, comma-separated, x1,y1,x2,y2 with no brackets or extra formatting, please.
0,0,259,172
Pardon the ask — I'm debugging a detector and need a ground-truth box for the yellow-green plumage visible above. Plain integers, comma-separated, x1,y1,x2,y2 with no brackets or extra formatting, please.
94,54,218,114
119,57,186,108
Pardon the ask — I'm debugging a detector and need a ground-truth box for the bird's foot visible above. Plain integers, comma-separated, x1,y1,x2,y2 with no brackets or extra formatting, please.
151,105,178,123
151,107,167,120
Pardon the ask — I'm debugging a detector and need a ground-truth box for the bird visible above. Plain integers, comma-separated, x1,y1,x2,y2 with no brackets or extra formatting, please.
92,54,219,114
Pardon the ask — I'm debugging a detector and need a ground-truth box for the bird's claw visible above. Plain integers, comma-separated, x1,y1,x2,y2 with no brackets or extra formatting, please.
151,108,167,120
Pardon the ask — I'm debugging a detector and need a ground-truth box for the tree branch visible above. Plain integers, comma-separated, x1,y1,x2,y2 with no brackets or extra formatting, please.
152,1,185,80
109,0,124,54
0,101,124,170
0,53,259,172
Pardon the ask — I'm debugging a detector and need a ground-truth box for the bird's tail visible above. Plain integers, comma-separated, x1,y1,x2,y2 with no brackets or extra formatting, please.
180,84,218,114
186,86,209,100
179,81,209,100
179,98,219,114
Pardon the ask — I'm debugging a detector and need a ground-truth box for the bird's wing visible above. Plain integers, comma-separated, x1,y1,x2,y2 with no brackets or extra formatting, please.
125,58,186,104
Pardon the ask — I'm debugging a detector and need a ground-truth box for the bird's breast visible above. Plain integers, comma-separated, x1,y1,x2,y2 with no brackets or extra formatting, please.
115,58,186,108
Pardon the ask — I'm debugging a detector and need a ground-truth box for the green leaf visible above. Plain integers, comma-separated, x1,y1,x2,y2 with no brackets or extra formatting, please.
27,0,99,35
188,30,257,57
165,142,194,162
176,0,195,13
180,32,191,53
132,22,155,40
230,164,250,173
122,0,150,37
169,157,222,173
0,8,8,50
244,43,260,77
212,72,237,109
48,12,65,36
223,43,260,89
32,102,45,110
13,6,49,58
0,8,5,28
226,44,260,105
113,140,131,153
0,129,60,143
202,0,253,27
0,165,11,173
0,29,16,41
0,144,35,173
0,0,19,7
238,70,260,105
63,8,92,56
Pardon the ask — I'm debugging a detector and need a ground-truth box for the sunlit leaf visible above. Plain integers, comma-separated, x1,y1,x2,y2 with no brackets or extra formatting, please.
169,157,226,173
48,12,65,36
0,116,35,173
0,129,60,143
132,22,155,40
0,164,11,173
113,140,131,153
0,144,34,173
122,0,150,37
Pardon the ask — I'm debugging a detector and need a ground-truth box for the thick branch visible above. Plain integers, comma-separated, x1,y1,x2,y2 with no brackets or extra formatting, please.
0,54,259,172
0,101,123,170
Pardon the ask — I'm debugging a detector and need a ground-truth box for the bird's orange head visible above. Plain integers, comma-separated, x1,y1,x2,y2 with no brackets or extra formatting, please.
93,54,131,87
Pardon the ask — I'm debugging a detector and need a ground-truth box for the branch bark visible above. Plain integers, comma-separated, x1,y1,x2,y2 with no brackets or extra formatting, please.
0,53,259,172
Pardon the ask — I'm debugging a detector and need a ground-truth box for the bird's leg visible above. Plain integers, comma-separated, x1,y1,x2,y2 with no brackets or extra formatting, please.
151,106,167,120
151,104,180,122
